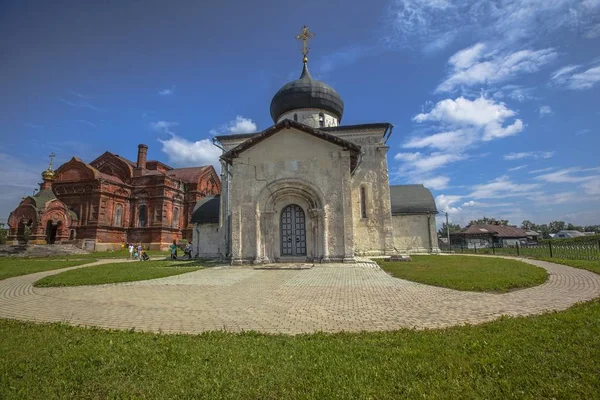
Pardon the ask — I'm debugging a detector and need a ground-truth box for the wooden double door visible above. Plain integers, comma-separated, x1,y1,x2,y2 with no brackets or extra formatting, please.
280,204,306,256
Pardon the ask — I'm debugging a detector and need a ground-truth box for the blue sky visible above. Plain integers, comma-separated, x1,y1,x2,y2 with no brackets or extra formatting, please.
1,0,599,228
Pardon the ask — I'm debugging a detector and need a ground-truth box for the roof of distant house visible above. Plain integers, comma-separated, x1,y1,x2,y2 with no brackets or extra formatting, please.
455,224,529,238
555,230,586,238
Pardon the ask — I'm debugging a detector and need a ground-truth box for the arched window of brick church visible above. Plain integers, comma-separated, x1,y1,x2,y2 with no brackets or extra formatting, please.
173,207,179,228
319,112,325,127
114,204,123,227
360,187,367,219
138,205,147,227
293,113,298,122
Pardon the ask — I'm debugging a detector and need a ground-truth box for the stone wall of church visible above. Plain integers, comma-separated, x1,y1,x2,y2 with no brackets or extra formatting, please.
391,214,439,253
228,128,351,263
192,223,222,258
347,132,395,256
277,109,339,128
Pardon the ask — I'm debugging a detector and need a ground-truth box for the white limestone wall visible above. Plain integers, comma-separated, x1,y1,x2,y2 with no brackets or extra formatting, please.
277,109,338,128
192,223,222,258
228,128,351,263
347,133,395,256
392,214,439,253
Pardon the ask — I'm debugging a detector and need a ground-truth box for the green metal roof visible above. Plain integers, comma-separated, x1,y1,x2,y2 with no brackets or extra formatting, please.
389,185,438,215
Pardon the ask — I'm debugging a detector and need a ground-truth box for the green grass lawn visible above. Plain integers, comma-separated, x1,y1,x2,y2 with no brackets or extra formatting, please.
0,258,93,281
378,255,548,292
1,298,599,399
44,250,169,260
34,260,203,287
535,257,600,274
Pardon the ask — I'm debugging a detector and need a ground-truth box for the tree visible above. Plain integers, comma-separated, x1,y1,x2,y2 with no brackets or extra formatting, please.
468,217,509,226
584,225,600,233
548,221,566,234
537,224,551,239
521,220,538,230
566,223,583,232
0,229,6,245
438,222,461,238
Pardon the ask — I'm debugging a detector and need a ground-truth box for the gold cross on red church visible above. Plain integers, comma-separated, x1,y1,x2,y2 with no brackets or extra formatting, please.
295,25,315,63
48,152,55,170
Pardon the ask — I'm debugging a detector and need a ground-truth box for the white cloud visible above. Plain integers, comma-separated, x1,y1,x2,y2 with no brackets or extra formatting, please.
386,0,600,52
576,129,591,136
581,178,600,195
492,85,536,102
158,88,174,96
158,134,221,170
413,96,524,143
437,46,557,92
503,151,555,160
415,96,515,127
584,23,600,39
462,200,477,207
150,121,179,131
209,116,258,136
421,176,450,190
550,64,600,90
551,65,580,80
393,152,465,190
535,167,600,183
435,194,463,213
448,42,487,69
529,167,554,174
568,66,600,90
538,105,552,117
527,191,597,205
403,130,477,151
508,164,527,172
58,97,103,111
468,176,542,199
395,152,466,172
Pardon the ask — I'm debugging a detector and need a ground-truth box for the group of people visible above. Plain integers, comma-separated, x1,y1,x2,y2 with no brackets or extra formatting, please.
169,240,192,260
124,241,193,261
127,243,150,261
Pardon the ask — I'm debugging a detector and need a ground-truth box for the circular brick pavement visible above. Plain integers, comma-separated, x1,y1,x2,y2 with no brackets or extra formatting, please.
0,257,599,334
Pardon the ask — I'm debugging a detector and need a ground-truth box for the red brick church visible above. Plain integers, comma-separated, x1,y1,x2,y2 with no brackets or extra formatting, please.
7,145,220,250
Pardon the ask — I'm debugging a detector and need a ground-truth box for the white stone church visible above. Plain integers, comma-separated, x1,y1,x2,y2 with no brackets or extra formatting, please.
191,32,439,263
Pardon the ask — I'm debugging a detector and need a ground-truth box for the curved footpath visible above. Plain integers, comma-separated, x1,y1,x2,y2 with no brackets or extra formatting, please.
0,257,599,335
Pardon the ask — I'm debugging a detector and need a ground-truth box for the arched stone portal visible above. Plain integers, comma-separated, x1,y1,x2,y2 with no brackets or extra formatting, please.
45,220,59,244
243,178,329,264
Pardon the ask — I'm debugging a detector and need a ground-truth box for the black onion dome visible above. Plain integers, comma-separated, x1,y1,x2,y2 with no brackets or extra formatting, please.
270,62,344,123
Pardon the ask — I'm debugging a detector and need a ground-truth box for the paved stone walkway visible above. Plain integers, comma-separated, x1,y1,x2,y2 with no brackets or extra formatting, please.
1,257,599,334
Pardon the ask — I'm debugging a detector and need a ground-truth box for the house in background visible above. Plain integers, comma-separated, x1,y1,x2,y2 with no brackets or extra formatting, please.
525,230,541,243
553,230,596,239
451,224,530,248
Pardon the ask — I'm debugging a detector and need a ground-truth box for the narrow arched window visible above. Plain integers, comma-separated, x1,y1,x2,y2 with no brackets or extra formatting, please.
114,204,123,226
360,187,367,218
293,114,298,122
173,207,180,228
138,205,147,227
319,112,325,127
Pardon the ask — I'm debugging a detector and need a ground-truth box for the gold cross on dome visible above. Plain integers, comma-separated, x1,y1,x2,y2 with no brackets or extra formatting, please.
295,25,315,62
48,152,55,170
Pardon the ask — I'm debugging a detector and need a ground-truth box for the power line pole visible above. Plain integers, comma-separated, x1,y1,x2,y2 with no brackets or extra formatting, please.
446,212,450,248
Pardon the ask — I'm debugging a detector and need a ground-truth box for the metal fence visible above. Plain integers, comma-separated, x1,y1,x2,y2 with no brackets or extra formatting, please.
440,241,600,261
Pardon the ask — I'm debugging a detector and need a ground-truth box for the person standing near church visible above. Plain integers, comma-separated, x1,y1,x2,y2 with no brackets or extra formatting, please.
170,240,178,260
128,243,134,260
